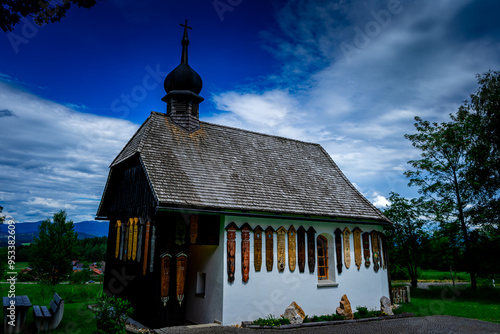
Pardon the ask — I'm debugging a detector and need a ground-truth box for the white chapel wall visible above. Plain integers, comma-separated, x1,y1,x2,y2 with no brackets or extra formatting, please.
185,223,224,324
221,215,390,326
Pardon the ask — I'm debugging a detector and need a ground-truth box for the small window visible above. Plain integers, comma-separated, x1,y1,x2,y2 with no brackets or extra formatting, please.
196,272,206,297
317,236,328,280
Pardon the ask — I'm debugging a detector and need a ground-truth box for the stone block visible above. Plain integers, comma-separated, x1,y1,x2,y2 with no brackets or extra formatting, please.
336,294,353,320
283,301,306,324
380,296,393,315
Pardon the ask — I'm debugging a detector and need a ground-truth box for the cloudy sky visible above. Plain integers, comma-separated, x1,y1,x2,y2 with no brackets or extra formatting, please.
1,0,499,223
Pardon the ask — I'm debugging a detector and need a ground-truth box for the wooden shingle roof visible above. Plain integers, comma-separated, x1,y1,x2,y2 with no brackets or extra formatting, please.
110,112,389,223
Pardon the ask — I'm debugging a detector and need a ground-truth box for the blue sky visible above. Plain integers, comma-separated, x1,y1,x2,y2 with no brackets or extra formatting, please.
1,0,500,223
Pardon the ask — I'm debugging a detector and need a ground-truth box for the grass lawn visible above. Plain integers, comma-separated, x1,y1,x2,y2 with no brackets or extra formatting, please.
396,286,500,324
418,269,470,281
0,283,102,333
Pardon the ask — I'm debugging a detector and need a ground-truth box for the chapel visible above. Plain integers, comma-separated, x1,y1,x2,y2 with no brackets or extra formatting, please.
96,21,392,328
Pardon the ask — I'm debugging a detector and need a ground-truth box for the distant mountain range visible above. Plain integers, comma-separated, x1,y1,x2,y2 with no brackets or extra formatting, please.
0,220,109,246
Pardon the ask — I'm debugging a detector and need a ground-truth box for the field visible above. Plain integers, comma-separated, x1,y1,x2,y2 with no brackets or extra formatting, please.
0,283,101,333
417,269,470,282
396,286,500,324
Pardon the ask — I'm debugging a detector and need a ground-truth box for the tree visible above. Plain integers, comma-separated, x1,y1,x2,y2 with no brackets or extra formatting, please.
30,210,78,285
0,205,5,224
1,0,102,32
405,114,479,288
458,70,500,226
383,192,428,288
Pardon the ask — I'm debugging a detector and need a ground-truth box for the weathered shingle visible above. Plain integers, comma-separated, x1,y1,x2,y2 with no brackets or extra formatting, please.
112,112,389,223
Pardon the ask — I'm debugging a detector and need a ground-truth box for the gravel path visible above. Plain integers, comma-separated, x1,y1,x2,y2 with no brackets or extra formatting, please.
156,316,500,334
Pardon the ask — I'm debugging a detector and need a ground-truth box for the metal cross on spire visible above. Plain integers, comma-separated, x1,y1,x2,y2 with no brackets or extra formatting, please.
179,19,192,31
180,19,191,64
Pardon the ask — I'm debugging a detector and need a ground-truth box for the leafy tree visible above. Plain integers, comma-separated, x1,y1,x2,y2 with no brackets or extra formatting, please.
0,205,5,224
29,210,78,285
405,70,500,289
1,0,102,32
405,114,479,288
457,70,500,226
383,192,428,288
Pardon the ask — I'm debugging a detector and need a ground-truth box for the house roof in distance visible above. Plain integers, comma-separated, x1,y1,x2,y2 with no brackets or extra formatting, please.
110,111,390,224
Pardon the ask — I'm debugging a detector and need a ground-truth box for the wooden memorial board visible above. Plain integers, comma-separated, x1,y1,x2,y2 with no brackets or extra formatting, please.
288,225,297,272
123,219,130,260
343,227,351,269
240,223,251,283
225,223,237,283
307,227,316,273
143,220,150,275
176,252,188,306
371,231,380,272
149,224,156,272
136,218,144,262
115,220,121,259
381,232,388,270
128,218,135,260
377,232,384,269
334,228,343,274
276,226,287,272
297,226,306,273
362,232,371,268
253,225,263,272
190,215,199,244
352,227,362,270
119,220,126,260
132,217,139,261
160,252,171,306
265,226,275,272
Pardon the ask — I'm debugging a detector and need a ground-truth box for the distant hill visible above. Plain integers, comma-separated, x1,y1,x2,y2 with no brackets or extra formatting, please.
0,220,109,246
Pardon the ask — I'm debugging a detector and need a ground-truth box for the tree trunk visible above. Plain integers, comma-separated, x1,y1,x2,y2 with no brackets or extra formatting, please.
453,169,477,290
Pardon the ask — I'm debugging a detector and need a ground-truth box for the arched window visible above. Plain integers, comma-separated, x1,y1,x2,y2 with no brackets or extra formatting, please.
317,235,328,280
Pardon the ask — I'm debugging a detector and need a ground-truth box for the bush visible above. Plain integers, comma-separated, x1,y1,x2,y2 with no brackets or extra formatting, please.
17,270,37,282
305,314,345,322
70,270,92,284
391,265,410,280
353,306,380,319
93,293,134,334
252,314,290,327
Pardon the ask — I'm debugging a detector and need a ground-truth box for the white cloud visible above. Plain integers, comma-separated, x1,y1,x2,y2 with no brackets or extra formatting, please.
209,0,500,204
371,193,390,209
0,82,138,222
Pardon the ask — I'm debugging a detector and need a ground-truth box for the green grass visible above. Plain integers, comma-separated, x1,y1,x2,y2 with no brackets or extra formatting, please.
0,283,102,333
417,269,470,281
396,286,500,324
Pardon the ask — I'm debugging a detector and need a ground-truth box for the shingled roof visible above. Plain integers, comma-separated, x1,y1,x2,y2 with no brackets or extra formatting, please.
109,111,389,223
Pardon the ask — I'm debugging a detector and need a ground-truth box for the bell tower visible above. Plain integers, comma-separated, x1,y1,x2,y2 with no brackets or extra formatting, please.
162,20,204,132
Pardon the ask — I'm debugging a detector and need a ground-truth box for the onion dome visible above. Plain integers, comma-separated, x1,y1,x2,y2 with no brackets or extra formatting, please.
164,20,203,95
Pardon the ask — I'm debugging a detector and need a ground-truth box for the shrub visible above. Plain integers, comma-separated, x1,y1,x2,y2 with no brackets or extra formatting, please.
70,270,92,284
93,293,134,334
391,265,410,280
252,314,290,327
354,306,380,319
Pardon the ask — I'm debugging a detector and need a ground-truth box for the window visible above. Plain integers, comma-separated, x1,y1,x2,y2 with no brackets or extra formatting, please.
317,236,328,280
196,272,206,297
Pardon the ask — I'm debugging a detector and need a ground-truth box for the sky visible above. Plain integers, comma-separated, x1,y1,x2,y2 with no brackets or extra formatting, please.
1,0,500,223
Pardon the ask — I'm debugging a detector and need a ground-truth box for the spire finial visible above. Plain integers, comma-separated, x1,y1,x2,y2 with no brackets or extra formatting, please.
179,19,192,64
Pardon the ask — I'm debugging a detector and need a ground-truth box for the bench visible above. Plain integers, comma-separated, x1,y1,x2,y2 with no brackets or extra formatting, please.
33,293,64,332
